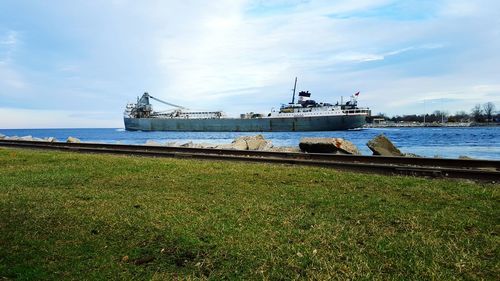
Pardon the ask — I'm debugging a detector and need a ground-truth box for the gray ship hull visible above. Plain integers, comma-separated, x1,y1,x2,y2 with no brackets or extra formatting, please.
124,115,366,132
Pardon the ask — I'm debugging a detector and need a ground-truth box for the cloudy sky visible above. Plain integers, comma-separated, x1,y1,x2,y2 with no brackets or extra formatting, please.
0,0,499,128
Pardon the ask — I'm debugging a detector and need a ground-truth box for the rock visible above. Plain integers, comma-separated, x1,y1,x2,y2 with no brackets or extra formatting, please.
164,142,180,147
180,141,194,147
458,155,474,160
268,146,302,153
0,133,5,139
199,143,217,149
19,135,34,141
231,138,249,150
366,134,403,156
45,137,57,142
66,136,82,143
215,143,236,150
180,142,216,149
145,140,162,146
245,135,273,151
403,153,421,158
231,134,273,151
4,136,19,140
32,137,45,142
299,138,361,155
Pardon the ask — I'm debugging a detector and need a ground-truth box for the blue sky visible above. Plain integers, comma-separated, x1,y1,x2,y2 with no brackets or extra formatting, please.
0,0,499,128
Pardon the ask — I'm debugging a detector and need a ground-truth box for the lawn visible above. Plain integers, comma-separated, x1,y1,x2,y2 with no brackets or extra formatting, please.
0,148,498,280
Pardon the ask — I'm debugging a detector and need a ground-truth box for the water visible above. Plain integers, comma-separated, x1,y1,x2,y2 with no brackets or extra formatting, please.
1,127,499,160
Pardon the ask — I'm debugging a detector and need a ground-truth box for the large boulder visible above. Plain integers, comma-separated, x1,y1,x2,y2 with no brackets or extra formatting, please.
299,138,361,155
44,137,58,142
231,138,249,150
366,134,403,156
230,135,273,151
66,136,81,143
0,133,5,139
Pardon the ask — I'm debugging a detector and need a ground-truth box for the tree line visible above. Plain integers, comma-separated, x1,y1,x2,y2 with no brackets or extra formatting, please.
376,102,498,123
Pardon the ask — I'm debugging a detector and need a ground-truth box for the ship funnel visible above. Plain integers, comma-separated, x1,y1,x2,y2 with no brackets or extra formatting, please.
298,91,311,104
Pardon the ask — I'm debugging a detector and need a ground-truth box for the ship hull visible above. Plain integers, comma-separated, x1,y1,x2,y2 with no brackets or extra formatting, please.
124,115,366,132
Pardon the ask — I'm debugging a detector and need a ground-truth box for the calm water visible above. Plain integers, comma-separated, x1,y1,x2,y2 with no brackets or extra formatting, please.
1,127,499,160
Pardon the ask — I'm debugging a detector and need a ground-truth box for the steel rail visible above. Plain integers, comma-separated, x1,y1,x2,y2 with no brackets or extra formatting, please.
1,139,498,169
0,139,499,182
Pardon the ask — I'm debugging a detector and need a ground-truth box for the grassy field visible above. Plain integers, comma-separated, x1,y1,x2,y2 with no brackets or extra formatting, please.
0,148,498,280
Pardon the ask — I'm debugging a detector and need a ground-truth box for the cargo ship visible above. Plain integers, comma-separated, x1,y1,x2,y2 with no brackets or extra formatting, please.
124,79,371,132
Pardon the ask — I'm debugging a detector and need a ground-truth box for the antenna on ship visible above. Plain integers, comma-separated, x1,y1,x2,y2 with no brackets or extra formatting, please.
290,77,298,104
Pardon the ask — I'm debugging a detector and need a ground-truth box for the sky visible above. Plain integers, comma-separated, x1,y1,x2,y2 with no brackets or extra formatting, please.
0,0,499,128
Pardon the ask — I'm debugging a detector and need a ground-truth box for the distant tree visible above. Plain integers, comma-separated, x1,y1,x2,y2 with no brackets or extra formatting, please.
483,102,496,122
432,110,448,123
471,104,483,122
494,111,500,122
449,111,470,122
455,111,469,120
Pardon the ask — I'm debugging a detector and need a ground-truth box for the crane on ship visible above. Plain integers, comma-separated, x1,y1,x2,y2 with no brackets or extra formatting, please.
128,92,188,118
143,92,188,110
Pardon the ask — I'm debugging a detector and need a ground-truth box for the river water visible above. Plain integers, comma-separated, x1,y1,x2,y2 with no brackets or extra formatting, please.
0,127,499,160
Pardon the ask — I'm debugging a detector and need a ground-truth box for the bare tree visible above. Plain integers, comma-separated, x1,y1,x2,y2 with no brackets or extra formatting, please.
455,111,469,122
483,102,496,122
471,104,483,122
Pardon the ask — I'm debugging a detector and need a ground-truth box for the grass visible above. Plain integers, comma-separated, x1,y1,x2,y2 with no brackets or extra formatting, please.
0,147,498,280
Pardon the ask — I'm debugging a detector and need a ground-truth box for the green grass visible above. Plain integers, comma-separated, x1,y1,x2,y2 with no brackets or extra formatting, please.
0,148,498,280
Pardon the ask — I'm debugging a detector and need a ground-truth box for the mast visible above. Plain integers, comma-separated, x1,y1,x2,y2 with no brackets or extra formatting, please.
290,77,297,104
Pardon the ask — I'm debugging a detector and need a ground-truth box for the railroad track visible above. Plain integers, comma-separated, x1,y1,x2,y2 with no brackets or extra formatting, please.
0,139,499,182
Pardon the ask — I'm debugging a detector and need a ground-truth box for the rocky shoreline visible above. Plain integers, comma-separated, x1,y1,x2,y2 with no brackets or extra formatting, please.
0,133,421,157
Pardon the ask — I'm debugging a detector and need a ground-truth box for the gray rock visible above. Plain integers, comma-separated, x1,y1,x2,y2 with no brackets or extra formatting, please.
299,138,361,155
180,142,216,149
269,146,302,153
164,142,180,147
19,135,34,141
66,136,81,143
366,134,403,156
458,155,474,160
231,138,249,150
231,134,273,151
145,140,162,146
32,137,45,142
215,143,236,150
403,153,421,158
180,141,194,147
0,133,5,139
45,137,57,142
4,136,19,140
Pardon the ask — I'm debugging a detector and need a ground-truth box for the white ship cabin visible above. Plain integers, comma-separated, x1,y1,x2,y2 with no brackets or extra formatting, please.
268,91,370,118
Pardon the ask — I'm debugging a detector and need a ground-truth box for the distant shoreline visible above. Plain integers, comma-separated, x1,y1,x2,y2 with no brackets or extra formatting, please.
364,122,500,128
